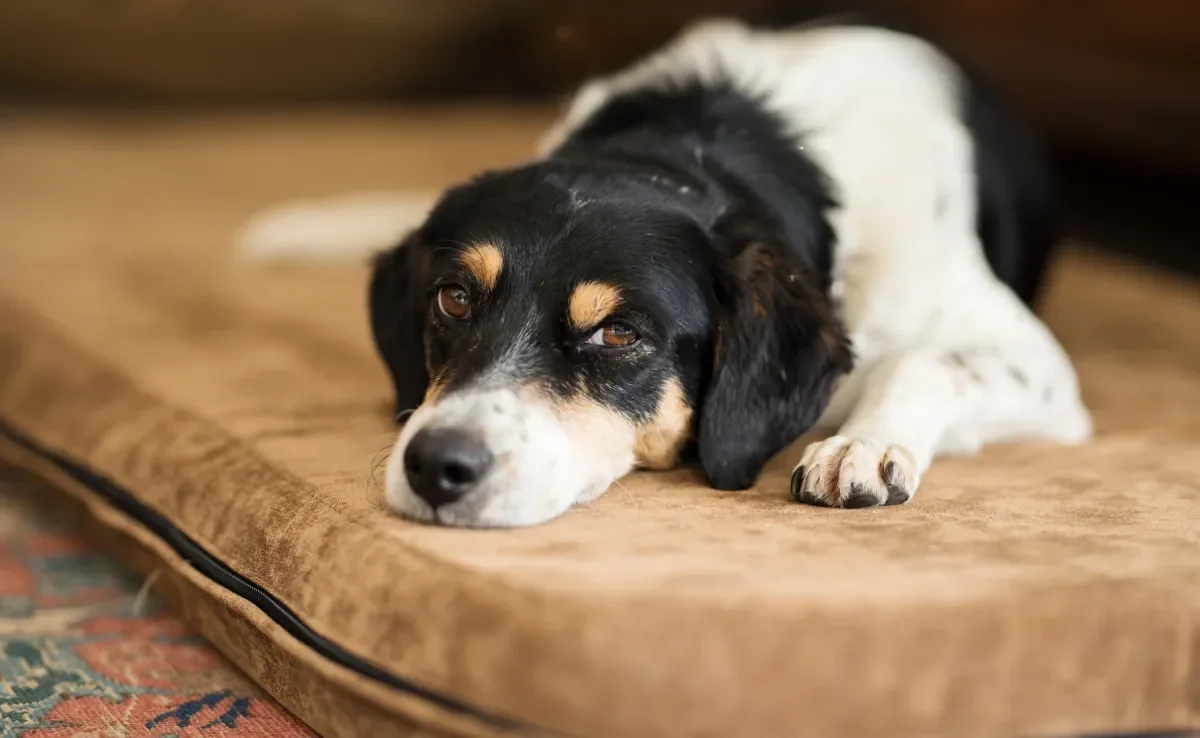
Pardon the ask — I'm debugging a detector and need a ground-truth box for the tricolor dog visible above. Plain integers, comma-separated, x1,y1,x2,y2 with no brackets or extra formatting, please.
241,18,1092,527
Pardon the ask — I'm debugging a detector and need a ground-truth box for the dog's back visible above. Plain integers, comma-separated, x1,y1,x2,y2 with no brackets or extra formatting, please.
542,19,1058,316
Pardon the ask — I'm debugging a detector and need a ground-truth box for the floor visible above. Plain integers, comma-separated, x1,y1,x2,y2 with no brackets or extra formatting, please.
0,465,314,738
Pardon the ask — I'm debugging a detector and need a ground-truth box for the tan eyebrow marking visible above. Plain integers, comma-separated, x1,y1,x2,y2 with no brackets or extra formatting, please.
457,243,503,291
568,281,622,329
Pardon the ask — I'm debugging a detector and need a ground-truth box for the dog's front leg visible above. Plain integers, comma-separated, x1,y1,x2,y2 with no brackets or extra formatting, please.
789,325,1091,508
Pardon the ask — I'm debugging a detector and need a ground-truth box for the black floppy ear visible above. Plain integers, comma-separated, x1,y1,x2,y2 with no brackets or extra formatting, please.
697,239,853,490
368,231,428,421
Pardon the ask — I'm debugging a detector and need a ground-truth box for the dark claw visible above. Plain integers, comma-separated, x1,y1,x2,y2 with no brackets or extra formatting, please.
792,468,833,508
881,461,910,505
789,466,807,502
844,484,881,509
799,490,833,507
882,461,897,485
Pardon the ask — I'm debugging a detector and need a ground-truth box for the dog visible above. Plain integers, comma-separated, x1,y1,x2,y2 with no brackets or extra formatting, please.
240,18,1092,527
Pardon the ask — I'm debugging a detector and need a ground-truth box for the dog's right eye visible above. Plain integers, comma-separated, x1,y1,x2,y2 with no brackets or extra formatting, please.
436,285,471,320
586,321,640,348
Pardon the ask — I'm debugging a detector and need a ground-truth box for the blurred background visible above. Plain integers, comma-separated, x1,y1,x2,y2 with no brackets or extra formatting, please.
1,0,1197,273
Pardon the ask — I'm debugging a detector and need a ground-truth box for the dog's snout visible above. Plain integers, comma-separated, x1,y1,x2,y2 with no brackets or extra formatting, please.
403,428,494,509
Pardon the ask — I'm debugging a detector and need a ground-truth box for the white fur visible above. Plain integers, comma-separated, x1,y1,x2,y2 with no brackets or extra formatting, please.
238,191,438,263
386,390,636,528
385,389,615,528
241,19,1091,521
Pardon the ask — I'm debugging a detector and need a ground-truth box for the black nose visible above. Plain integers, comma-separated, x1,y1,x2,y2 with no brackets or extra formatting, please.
403,428,493,509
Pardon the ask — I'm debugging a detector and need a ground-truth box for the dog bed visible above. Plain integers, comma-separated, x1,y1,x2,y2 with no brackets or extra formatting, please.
1,110,1198,738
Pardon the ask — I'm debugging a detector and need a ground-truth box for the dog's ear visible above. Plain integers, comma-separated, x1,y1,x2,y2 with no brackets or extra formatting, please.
697,236,853,490
368,231,428,420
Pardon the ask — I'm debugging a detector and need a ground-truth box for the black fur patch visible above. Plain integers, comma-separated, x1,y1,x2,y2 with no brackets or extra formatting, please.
368,231,428,418
960,70,1059,307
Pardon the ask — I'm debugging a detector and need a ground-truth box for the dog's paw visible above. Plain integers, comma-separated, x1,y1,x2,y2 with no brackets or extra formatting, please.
790,437,918,508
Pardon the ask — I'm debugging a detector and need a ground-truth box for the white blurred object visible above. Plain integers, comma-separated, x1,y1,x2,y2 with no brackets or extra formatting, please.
237,191,438,263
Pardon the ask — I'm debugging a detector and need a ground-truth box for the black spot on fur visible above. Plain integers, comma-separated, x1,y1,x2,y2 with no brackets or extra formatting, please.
942,352,967,369
935,189,949,219
1008,365,1030,386
943,351,983,383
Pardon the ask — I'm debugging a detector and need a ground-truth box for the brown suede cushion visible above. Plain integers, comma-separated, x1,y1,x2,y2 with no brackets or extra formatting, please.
1,110,1199,738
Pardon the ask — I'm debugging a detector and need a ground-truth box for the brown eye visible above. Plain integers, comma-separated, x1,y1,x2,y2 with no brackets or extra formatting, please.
587,321,639,348
437,285,471,320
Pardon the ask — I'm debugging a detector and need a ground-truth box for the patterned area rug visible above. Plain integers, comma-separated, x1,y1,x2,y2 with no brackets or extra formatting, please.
0,466,316,737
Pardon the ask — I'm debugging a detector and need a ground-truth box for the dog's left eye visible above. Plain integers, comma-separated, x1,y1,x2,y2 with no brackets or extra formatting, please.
436,285,472,320
586,321,639,348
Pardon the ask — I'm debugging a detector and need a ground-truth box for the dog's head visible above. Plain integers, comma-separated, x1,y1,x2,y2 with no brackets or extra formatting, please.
372,159,851,527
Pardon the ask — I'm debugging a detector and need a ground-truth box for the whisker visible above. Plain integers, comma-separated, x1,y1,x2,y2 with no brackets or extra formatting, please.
365,441,395,499
608,476,639,510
